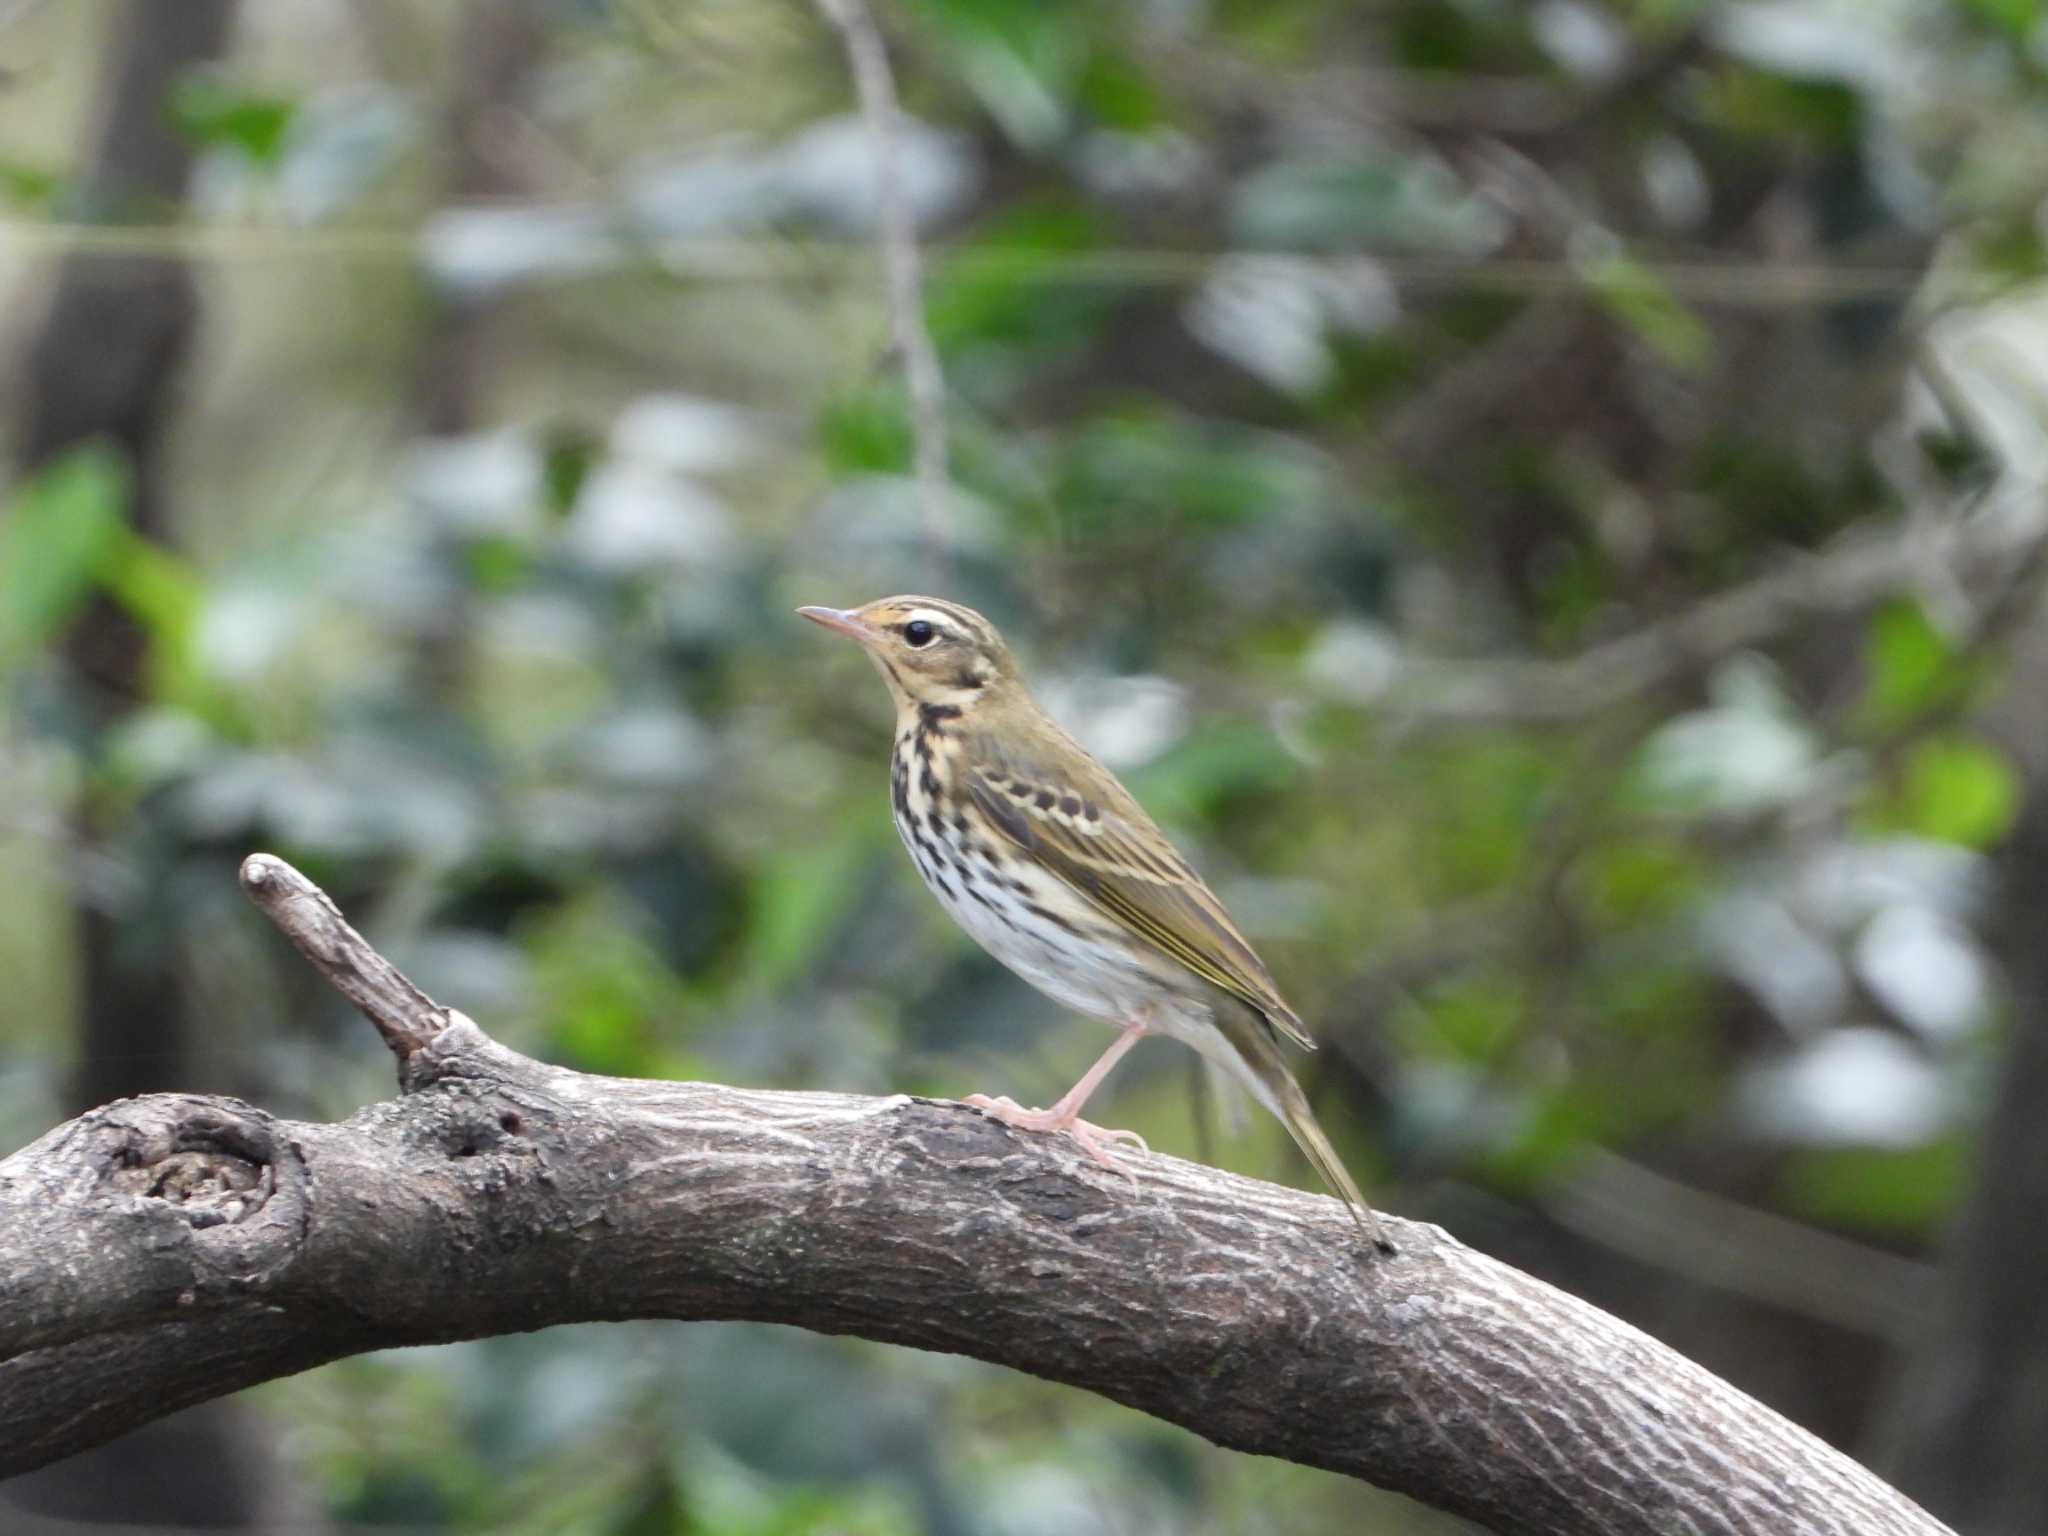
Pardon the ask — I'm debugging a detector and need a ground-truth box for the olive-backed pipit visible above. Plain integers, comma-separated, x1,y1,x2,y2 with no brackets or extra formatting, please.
799,595,1392,1252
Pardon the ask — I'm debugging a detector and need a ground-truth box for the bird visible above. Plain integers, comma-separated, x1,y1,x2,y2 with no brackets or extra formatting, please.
798,594,1393,1252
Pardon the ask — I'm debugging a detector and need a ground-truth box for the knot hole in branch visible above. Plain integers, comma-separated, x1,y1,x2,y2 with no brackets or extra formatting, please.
104,1104,281,1230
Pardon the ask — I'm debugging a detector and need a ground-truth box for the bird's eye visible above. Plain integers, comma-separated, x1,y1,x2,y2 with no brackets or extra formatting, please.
904,619,937,648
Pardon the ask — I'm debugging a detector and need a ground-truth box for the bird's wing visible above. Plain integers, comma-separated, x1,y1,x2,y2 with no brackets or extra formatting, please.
963,728,1314,1051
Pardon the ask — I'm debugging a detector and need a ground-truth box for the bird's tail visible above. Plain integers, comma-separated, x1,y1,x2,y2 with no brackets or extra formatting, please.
1243,1033,1395,1254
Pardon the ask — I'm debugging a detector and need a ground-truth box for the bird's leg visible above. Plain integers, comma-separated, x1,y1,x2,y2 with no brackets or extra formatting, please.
965,1019,1151,1170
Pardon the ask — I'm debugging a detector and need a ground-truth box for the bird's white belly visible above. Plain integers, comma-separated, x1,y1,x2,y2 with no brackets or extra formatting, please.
946,861,1148,1020
893,813,1164,1029
907,819,1283,1112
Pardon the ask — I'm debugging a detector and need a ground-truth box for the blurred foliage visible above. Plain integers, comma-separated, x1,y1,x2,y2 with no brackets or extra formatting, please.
0,447,130,672
7,0,2048,1529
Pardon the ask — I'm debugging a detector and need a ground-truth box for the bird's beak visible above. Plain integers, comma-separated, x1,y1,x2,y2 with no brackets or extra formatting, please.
796,605,877,645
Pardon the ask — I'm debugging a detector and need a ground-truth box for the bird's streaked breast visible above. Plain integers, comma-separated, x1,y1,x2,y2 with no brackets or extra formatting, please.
890,719,1195,1029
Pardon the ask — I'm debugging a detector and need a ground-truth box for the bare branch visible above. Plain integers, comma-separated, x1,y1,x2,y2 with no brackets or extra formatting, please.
1547,1150,1933,1341
0,220,1956,306
1379,488,2048,723
813,0,952,569
0,856,1955,1536
238,853,445,1062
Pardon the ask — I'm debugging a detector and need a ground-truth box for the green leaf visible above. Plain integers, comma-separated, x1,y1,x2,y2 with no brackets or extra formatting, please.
927,200,1112,356
744,817,890,990
1126,721,1298,820
0,159,59,210
1962,0,2041,37
1575,838,1705,927
1211,0,1327,62
1858,598,1968,731
170,75,299,164
1968,211,2048,287
525,892,696,1074
1477,1080,1611,1188
0,445,131,669
1778,1140,1965,1232
1868,734,2020,848
1707,67,1863,147
540,424,600,519
1392,0,1484,70
1053,413,1329,535
817,386,914,477
1404,974,1522,1065
463,535,534,594
1417,735,1558,889
907,0,1079,147
100,533,206,702
1579,250,1714,371
1075,46,1169,131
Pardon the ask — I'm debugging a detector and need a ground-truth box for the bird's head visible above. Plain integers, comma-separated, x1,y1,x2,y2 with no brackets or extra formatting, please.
797,595,1021,716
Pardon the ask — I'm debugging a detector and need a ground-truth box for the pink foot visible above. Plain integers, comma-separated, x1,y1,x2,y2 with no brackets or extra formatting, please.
963,1093,1149,1173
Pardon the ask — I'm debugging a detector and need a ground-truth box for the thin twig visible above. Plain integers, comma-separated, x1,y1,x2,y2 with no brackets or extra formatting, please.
1546,1150,1933,1340
237,853,445,1061
1376,486,2048,723
813,0,951,571
0,219,1971,303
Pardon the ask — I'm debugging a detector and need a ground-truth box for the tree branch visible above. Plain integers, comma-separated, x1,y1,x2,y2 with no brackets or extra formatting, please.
814,0,953,570
239,852,446,1062
0,222,1945,306
1378,486,2048,723
0,857,1950,1536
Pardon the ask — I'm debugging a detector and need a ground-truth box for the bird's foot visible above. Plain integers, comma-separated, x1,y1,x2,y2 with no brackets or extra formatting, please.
963,1094,1149,1176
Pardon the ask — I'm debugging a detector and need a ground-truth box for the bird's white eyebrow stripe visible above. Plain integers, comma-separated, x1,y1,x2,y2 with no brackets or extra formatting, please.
907,600,975,629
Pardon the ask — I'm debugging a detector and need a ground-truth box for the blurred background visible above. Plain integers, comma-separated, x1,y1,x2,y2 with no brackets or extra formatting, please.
3,0,2047,1532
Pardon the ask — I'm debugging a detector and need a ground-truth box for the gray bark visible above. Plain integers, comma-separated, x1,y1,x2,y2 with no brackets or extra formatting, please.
0,857,1952,1536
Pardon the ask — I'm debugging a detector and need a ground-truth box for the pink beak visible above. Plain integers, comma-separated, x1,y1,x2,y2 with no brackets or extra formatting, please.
796,605,876,644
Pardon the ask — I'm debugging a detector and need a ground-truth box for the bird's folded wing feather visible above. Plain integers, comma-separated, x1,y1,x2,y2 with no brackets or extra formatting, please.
963,738,1314,1051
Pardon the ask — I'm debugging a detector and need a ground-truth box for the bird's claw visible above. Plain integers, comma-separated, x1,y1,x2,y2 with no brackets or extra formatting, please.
963,1092,1027,1119
963,1094,1148,1183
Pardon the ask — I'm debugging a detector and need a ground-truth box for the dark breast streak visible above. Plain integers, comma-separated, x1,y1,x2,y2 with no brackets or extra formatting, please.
893,719,955,903
892,710,1009,913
